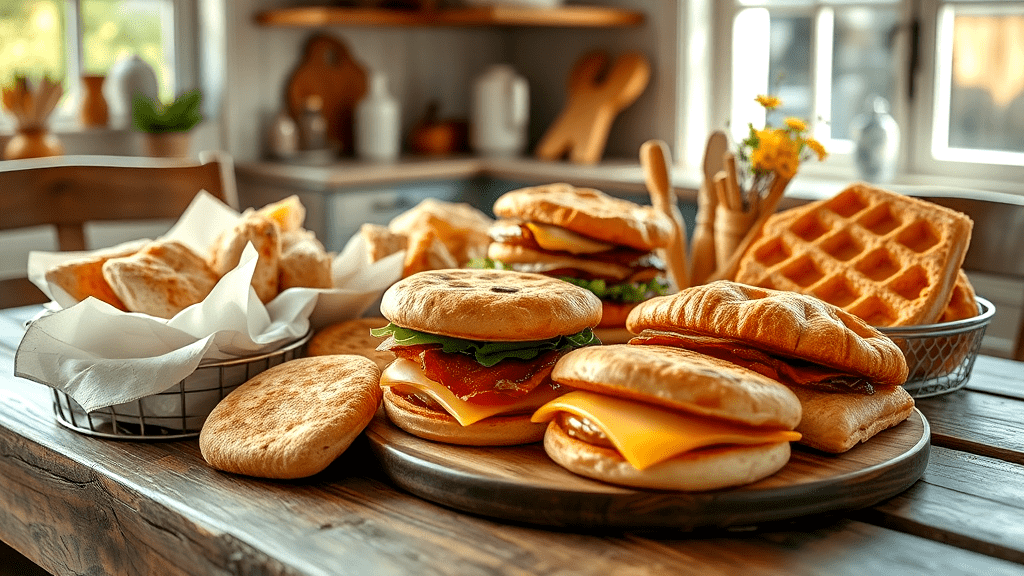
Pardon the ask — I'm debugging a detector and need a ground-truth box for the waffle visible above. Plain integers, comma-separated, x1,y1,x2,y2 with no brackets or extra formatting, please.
734,183,973,327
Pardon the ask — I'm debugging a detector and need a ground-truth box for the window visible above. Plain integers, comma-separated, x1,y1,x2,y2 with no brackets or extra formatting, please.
716,0,1024,187
0,0,194,129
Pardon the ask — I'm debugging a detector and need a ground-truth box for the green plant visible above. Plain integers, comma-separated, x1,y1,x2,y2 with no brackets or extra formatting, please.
132,89,202,133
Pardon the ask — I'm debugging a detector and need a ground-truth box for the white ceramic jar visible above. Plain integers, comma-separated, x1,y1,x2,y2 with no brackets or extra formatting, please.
104,55,159,128
470,64,529,157
355,72,401,162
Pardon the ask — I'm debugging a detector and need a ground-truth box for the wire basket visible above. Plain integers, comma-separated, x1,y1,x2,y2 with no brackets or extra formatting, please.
52,332,312,440
879,297,994,398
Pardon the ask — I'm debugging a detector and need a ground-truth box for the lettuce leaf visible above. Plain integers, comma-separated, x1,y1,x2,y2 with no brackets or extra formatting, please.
370,323,600,367
558,276,669,303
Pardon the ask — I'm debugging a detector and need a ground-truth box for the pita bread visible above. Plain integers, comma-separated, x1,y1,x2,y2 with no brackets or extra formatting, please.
379,268,603,341
307,317,394,370
44,244,137,310
786,384,915,453
387,198,493,264
102,240,218,319
199,355,382,479
279,229,333,290
209,213,281,303
256,194,306,232
360,223,407,263
402,230,458,278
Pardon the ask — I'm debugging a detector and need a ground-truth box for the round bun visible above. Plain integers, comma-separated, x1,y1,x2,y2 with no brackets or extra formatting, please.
307,317,395,371
552,344,801,429
379,268,602,341
542,420,792,491
492,183,673,251
199,355,382,479
626,281,909,386
382,387,545,446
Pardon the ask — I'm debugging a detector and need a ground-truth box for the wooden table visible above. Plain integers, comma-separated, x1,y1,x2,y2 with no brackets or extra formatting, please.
1,304,1023,576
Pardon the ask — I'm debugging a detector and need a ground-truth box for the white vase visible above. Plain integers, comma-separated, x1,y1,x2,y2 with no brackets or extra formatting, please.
355,72,401,162
851,96,900,184
105,55,159,128
470,64,529,157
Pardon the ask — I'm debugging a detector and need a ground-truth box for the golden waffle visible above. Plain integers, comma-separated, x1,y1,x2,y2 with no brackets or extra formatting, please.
939,270,977,323
734,183,973,327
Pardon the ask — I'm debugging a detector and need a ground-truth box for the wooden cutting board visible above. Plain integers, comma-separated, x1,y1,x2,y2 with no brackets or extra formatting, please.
365,409,929,530
286,34,367,154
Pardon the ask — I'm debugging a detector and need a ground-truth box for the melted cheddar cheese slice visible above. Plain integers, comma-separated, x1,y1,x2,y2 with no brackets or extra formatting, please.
525,222,614,254
381,358,565,426
531,391,802,470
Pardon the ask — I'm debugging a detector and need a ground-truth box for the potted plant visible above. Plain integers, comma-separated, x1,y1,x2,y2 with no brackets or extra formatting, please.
132,88,202,158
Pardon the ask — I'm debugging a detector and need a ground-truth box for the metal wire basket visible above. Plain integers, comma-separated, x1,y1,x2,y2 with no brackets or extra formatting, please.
52,332,311,440
879,297,995,398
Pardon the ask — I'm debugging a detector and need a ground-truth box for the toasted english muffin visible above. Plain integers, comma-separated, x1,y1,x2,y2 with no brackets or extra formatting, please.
379,268,603,341
209,213,282,303
102,240,219,319
199,355,383,479
308,317,394,371
626,281,909,387
492,183,674,252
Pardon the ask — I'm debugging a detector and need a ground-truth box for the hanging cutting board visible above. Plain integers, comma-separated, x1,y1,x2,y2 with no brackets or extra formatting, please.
365,409,929,530
534,50,650,165
286,34,368,155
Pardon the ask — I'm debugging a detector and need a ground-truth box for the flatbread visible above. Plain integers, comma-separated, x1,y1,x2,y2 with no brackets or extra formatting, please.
379,268,603,341
786,384,915,453
279,229,333,290
209,213,281,303
307,317,394,371
102,240,218,319
199,355,383,479
360,223,407,263
387,198,493,264
44,244,137,310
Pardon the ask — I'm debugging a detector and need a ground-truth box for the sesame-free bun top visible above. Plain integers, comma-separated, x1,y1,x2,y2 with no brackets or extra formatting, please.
626,281,909,386
380,268,602,341
492,183,673,252
552,344,802,429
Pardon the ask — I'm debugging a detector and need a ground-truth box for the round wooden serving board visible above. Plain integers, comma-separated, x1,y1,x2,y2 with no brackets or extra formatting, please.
365,409,929,530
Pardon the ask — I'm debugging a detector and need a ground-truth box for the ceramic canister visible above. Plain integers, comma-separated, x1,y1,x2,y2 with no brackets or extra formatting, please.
470,64,529,157
105,55,159,128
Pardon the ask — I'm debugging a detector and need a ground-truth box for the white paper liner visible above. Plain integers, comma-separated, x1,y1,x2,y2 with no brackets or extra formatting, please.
15,191,404,413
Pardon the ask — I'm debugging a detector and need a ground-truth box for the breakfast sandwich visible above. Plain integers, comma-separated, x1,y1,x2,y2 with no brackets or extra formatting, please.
487,183,674,330
626,281,914,453
373,268,603,446
531,344,802,491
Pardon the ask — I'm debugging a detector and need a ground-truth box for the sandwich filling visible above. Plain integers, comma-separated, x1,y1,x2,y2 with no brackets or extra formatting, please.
532,391,801,470
374,323,599,423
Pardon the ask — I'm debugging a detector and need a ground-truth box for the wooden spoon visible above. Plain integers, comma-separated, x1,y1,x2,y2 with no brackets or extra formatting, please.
690,130,728,285
640,139,689,291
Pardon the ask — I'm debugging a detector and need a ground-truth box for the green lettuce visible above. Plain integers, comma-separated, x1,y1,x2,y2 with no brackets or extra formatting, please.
370,323,600,367
558,276,669,303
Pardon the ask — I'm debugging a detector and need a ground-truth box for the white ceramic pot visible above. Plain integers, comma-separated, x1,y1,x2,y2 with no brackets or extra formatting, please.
470,64,529,157
355,72,401,162
105,55,159,128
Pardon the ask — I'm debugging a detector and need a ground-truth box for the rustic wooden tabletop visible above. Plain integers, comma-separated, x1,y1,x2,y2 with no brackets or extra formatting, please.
1,304,1023,576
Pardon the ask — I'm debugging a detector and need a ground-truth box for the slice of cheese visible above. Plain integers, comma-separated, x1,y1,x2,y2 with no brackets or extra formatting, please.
531,391,801,470
381,358,564,426
525,222,614,254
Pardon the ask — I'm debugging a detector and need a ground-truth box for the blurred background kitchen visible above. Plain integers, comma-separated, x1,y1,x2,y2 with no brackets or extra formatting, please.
1,0,1022,350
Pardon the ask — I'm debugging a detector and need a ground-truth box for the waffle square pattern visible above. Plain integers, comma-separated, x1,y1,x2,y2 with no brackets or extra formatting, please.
735,183,973,327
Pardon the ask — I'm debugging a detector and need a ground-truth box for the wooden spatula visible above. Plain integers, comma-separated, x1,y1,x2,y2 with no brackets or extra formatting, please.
640,139,689,291
690,130,728,285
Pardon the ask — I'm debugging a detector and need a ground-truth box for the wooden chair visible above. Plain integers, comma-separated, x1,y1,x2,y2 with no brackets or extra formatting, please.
0,151,238,308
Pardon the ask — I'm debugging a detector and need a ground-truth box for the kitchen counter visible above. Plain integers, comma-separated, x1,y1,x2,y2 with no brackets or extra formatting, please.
1,304,1024,575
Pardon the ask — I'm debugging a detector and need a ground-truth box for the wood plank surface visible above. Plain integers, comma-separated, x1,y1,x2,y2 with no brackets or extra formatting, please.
916,391,1024,464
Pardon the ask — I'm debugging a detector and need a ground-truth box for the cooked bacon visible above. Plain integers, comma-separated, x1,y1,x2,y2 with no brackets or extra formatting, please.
630,330,878,394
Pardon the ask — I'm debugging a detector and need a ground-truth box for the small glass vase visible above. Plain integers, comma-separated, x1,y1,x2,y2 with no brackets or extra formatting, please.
3,127,65,160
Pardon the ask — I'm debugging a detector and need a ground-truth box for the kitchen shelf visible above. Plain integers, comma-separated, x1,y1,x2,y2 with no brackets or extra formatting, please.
254,5,645,29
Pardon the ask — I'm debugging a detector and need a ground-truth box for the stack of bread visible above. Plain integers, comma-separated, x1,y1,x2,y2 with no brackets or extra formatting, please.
43,195,333,319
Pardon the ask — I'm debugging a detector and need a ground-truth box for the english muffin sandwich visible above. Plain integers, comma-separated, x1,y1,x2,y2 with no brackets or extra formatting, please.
626,281,914,453
373,268,603,446
486,183,673,330
531,344,802,491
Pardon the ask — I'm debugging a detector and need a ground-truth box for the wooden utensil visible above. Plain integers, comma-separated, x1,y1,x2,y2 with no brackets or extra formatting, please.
535,50,650,165
708,175,792,283
690,130,727,285
640,139,689,291
286,34,367,155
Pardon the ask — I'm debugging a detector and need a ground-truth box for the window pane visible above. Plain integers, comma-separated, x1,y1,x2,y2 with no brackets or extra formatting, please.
81,0,175,101
831,7,899,141
0,1,68,86
766,14,814,127
946,8,1024,154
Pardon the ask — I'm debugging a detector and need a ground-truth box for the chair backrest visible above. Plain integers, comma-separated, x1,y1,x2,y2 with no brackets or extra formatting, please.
0,151,238,308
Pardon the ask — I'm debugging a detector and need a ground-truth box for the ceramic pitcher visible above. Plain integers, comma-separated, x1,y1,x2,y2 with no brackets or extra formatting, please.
470,64,529,157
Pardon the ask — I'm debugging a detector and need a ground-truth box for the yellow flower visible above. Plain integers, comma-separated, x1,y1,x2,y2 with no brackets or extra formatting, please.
755,94,782,109
784,117,807,132
804,137,828,160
